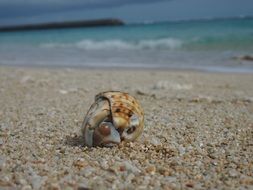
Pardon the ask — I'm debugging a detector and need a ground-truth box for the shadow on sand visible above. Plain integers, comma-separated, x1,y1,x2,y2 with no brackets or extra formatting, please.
65,134,85,147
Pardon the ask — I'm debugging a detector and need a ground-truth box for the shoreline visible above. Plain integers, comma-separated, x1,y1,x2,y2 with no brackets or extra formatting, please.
1,64,253,74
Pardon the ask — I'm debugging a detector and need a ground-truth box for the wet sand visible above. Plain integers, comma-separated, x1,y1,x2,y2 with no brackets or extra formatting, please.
0,66,252,189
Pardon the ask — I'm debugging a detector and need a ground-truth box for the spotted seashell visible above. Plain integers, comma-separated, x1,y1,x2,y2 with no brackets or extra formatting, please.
81,91,144,147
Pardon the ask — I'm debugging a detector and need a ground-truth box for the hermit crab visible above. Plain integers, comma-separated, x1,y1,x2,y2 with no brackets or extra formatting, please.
81,91,144,147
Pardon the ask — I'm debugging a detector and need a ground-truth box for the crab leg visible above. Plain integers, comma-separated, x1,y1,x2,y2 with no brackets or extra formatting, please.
82,98,111,147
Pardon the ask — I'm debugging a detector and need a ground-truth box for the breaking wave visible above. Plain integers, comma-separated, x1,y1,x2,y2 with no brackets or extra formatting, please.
41,38,183,50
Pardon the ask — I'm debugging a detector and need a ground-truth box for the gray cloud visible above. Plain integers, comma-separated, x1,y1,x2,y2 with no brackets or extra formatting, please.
0,0,172,18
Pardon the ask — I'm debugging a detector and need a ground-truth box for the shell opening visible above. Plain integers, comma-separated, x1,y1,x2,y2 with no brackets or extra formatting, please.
95,122,121,146
126,126,136,134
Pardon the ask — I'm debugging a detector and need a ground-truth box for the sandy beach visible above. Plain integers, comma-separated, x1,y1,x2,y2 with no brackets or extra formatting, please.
0,66,252,189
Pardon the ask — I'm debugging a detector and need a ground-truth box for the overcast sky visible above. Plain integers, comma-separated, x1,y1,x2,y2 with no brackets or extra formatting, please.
0,0,253,26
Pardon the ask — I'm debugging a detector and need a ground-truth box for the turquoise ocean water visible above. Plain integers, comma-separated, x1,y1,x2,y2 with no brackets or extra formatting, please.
0,17,253,72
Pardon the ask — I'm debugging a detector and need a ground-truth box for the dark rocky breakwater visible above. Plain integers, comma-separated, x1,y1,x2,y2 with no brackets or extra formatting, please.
0,18,124,32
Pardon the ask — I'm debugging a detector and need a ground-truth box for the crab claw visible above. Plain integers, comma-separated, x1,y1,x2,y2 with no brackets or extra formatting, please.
93,122,121,147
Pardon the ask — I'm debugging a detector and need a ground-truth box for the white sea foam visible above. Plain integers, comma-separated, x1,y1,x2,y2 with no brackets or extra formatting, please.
40,38,183,51
76,40,134,50
137,38,183,50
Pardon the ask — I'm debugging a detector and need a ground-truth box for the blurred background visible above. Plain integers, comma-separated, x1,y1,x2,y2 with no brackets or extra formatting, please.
0,0,253,72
